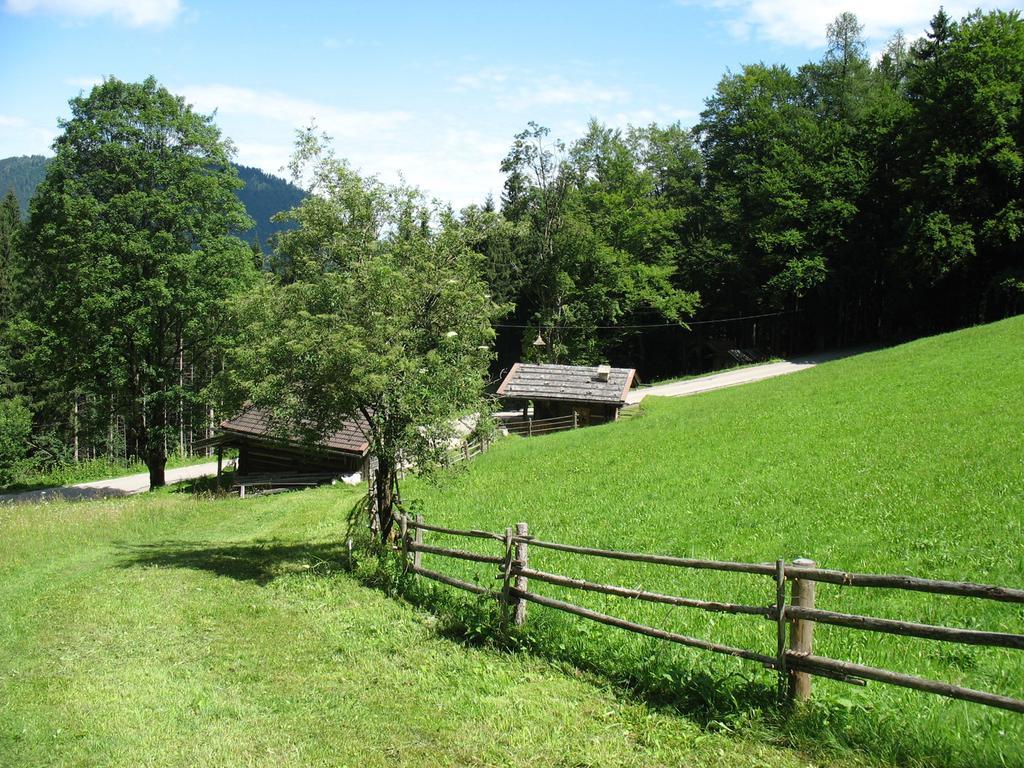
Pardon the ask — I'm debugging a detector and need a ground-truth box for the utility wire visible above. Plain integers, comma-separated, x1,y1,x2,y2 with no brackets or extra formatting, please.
493,309,800,331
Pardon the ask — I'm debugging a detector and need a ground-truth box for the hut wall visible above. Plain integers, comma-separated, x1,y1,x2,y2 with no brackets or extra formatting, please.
238,439,365,476
533,399,620,425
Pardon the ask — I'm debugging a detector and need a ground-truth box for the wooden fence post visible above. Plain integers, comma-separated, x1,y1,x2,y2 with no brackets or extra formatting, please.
775,558,787,699
527,419,533,438
413,514,424,571
500,526,514,626
514,522,529,626
463,442,470,461
573,411,578,430
789,557,816,702
399,513,409,572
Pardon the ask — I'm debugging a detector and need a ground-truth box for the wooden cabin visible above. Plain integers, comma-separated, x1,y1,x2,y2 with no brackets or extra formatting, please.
199,407,371,485
496,363,636,426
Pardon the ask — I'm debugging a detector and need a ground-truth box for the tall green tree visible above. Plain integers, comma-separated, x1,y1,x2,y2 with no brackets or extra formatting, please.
898,10,1024,324
225,130,499,538
0,190,19,327
497,121,697,363
17,77,255,487
697,63,829,314
0,190,21,395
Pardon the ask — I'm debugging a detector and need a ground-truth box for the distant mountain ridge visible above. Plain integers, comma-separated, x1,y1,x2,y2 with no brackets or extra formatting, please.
0,155,305,245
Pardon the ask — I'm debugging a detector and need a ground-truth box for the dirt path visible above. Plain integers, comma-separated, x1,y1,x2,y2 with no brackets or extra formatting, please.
0,461,225,505
627,350,858,404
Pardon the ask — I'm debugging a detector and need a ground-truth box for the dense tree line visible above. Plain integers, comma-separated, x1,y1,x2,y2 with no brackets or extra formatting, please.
0,8,1021,488
468,9,1023,371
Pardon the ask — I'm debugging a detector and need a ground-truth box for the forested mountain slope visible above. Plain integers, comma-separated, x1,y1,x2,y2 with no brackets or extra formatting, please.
0,155,304,244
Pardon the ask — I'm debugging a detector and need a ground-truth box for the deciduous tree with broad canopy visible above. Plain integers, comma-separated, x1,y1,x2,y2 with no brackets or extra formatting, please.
223,129,500,539
16,77,256,488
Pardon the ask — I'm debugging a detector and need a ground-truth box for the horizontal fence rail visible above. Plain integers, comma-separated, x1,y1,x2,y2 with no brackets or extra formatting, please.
394,512,1024,715
784,564,1024,603
519,566,775,617
500,412,610,438
519,536,778,576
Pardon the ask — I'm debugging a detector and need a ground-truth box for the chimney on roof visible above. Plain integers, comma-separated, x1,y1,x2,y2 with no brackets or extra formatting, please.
596,364,611,382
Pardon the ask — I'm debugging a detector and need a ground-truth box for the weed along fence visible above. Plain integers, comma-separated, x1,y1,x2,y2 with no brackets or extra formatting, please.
394,511,1024,714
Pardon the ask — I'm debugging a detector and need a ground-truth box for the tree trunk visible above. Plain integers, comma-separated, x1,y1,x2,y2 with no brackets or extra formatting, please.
374,455,397,541
146,403,167,489
147,447,166,489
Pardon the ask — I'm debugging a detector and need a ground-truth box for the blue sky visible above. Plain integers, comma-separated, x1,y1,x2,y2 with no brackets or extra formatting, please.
0,0,1009,206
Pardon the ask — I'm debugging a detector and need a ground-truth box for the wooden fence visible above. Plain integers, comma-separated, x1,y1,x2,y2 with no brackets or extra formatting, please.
395,511,1024,714
500,406,643,438
446,434,490,465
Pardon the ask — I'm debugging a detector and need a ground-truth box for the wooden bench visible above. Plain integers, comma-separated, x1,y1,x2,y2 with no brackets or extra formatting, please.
233,472,339,498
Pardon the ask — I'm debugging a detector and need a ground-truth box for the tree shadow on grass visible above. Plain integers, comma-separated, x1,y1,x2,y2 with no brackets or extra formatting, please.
119,538,356,585
119,494,369,585
170,471,235,496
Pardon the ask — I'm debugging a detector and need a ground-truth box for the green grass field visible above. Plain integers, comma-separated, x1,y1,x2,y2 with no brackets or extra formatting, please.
2,317,1021,767
1,484,879,768
404,316,1024,767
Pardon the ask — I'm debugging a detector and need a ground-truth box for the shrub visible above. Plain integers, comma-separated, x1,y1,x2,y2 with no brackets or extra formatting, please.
0,398,31,484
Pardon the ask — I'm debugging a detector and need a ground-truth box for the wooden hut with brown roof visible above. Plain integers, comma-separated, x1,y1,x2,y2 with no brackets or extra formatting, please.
496,363,636,426
199,407,372,489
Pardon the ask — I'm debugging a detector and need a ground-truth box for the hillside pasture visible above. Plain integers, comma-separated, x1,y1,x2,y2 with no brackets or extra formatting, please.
403,316,1024,767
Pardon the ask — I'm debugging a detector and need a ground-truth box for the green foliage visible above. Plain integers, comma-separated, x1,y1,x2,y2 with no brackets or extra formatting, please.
15,76,257,486
0,190,20,326
480,8,1024,362
0,397,31,484
490,121,698,364
405,317,1024,767
225,129,501,535
896,10,1024,322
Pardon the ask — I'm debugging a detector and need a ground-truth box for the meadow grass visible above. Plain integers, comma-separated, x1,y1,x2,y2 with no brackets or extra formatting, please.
0,484,876,767
403,315,1024,767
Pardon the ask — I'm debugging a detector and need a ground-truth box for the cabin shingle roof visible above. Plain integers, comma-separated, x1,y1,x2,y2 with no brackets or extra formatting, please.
496,363,635,405
220,408,370,456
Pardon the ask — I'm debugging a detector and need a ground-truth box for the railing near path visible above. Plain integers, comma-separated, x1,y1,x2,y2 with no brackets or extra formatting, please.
395,511,1024,714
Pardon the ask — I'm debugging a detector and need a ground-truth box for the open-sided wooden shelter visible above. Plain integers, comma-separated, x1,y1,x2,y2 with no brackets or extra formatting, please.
496,363,636,425
198,407,371,484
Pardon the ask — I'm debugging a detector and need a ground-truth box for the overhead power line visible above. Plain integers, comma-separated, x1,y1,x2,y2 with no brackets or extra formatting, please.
493,309,800,331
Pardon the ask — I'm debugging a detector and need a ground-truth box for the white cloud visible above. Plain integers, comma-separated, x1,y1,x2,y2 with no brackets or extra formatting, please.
64,75,104,90
232,141,293,177
178,81,691,210
0,115,28,128
363,127,509,209
4,0,182,27
453,68,630,111
605,105,698,128
179,84,412,140
685,0,1005,48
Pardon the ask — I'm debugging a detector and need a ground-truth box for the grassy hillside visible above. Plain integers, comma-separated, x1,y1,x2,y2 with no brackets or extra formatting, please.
0,486,870,768
404,315,1024,767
